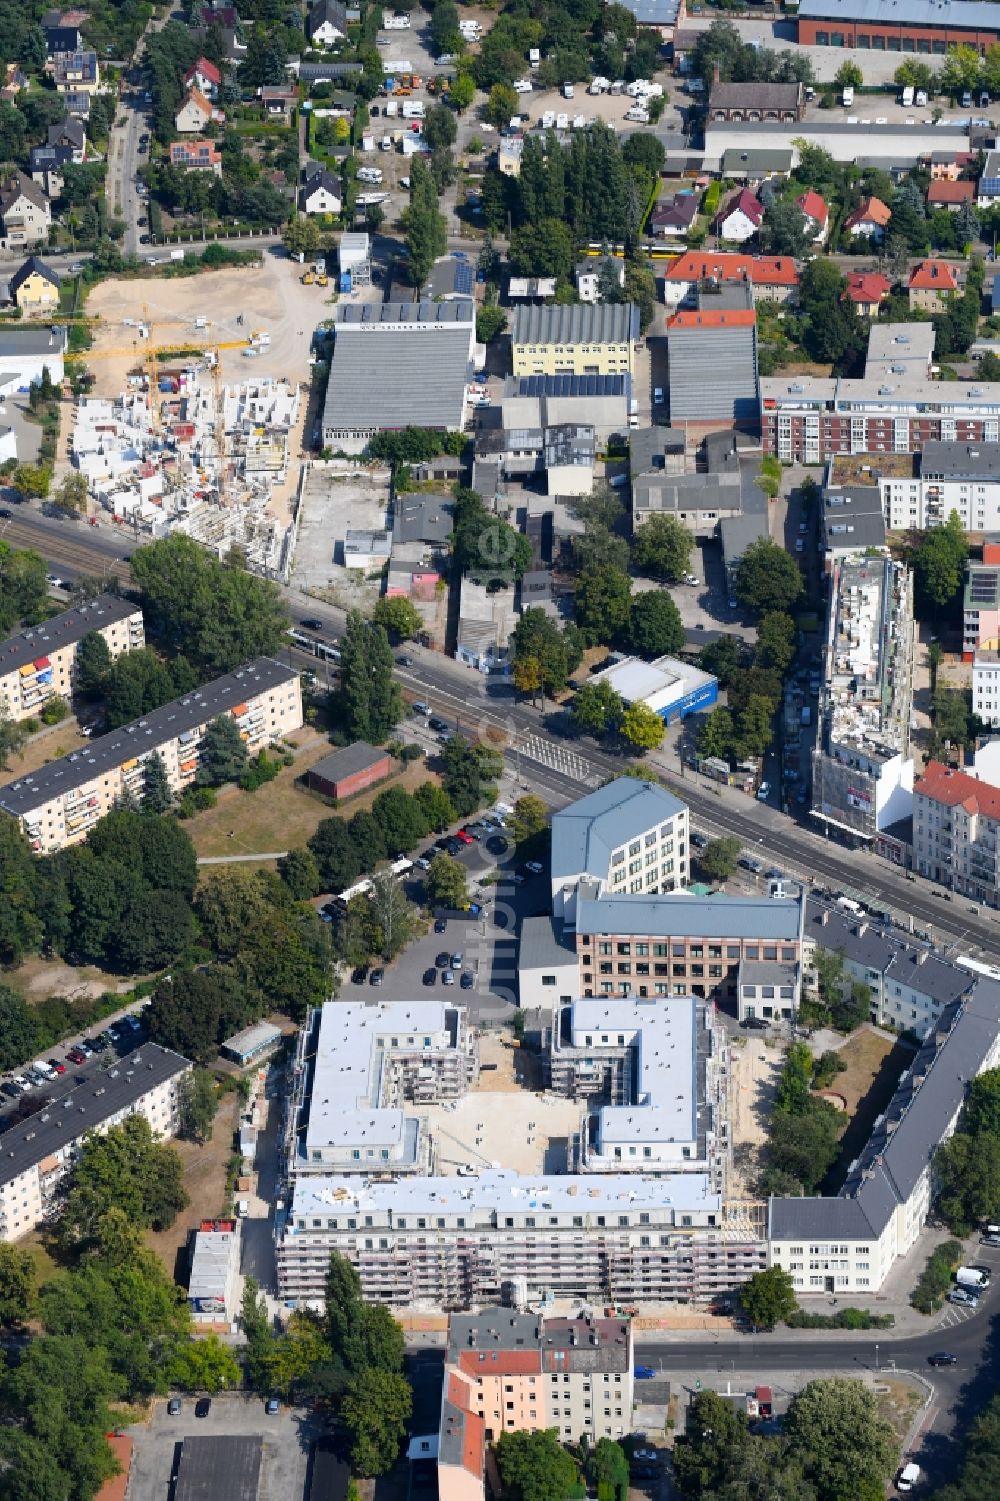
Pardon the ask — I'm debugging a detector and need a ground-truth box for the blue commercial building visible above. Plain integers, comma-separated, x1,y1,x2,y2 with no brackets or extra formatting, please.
589,653,719,723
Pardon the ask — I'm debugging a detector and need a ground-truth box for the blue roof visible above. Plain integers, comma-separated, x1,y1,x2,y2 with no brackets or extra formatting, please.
514,374,629,398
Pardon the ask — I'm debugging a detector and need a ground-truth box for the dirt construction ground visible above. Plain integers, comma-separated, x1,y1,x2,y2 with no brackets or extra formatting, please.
84,252,331,399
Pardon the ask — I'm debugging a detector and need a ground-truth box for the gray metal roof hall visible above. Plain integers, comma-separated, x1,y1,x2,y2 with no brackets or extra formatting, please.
512,303,640,349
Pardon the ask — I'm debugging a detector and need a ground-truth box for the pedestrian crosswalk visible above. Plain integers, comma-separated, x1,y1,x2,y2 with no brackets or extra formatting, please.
515,734,602,787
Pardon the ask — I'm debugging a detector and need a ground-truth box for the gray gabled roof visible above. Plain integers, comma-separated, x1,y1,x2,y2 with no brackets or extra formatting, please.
324,301,473,433
512,302,640,350
9,255,60,294
799,0,1000,25
551,777,686,883
518,914,576,972
0,594,132,674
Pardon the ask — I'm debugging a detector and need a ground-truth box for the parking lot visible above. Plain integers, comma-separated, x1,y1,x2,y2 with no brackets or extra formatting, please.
125,1396,320,1501
0,1012,147,1132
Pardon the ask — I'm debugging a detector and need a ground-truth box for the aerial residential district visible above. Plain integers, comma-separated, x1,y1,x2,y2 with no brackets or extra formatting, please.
11,2,1000,1501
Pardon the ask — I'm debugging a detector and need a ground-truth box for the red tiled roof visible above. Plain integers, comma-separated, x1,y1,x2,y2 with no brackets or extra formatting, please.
909,258,960,290
94,1436,131,1501
462,1410,485,1477
844,195,892,229
718,187,763,227
927,179,974,204
458,1349,541,1376
668,308,757,328
664,250,799,286
179,86,212,116
187,56,221,85
915,759,1000,821
797,189,828,224
843,271,891,304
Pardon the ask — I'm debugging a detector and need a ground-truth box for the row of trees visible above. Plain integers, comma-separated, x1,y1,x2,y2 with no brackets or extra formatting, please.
495,1431,629,1501
935,1065,1000,1233
339,610,404,745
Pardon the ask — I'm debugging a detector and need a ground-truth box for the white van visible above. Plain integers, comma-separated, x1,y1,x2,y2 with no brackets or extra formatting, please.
836,895,864,916
896,1462,920,1492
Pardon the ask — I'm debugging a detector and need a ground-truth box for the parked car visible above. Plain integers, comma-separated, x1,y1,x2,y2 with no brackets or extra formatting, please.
351,966,368,984
434,917,448,933
195,1398,211,1418
524,860,544,875
442,969,455,985
743,1016,769,1030
896,1462,921,1494
460,971,474,989
690,831,709,849
1,1083,21,1101
428,716,449,733
422,968,437,985
300,617,324,631
450,953,464,968
67,1047,87,1064
265,1397,280,1415
168,1398,182,1415
435,951,451,968
455,831,474,845
634,1366,656,1379
369,969,384,986
756,782,771,802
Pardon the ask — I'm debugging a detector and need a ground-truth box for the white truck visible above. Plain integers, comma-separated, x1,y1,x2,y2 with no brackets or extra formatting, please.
562,81,574,98
900,84,914,106
842,84,855,106
401,100,425,119
624,104,649,122
540,110,556,128
956,1266,990,1289
383,12,410,27
513,77,533,93
556,112,569,129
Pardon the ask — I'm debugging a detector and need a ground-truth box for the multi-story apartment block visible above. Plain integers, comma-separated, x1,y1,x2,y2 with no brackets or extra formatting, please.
879,443,1000,533
549,777,689,925
974,649,1000,726
0,595,144,724
0,657,302,852
963,547,1000,661
762,322,1000,461
770,977,1000,1295
285,1002,479,1181
0,1043,190,1241
443,1308,634,1451
913,757,1000,907
810,556,914,844
802,898,971,1037
511,304,639,379
275,999,766,1308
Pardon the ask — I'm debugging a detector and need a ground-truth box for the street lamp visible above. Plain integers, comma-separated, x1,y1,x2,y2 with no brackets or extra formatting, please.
874,1343,879,1372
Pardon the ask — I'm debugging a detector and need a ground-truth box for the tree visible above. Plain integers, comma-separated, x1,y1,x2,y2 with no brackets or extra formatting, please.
0,714,28,772
912,510,969,618
786,1379,896,1500
196,713,249,787
310,817,364,892
279,846,322,900
75,630,113,698
339,610,403,744
341,1369,413,1476
962,1067,1000,1139
631,515,692,582
835,60,863,89
512,655,544,704
177,1069,219,1144
510,609,572,696
0,986,42,1072
450,74,476,111
485,82,518,127
629,591,685,658
363,870,416,960
423,103,457,153
895,59,934,91
587,1439,630,1501
372,596,423,641
0,1244,36,1327
0,819,43,967
284,214,321,258
404,158,447,293
453,487,532,583
495,1430,580,1501
941,43,982,98
50,471,88,516
476,303,507,344
571,680,624,738
753,611,797,676
325,1252,405,1374
735,538,804,618
511,795,548,847
509,218,576,281
413,781,456,833
575,566,632,645
372,787,429,853
0,541,48,637
142,750,173,813
620,701,665,752
441,741,504,818
739,1265,797,1330
935,1132,1000,1233
797,258,863,365
698,837,742,882
168,1333,242,1392
196,867,272,957
426,853,468,909
59,1116,188,1250
148,967,249,1064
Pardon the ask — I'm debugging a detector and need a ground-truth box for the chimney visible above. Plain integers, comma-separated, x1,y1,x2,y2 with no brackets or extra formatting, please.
917,950,928,966
713,62,720,85
820,910,830,925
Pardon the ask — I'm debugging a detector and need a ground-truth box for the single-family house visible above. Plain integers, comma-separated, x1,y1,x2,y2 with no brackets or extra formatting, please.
42,8,84,53
260,85,297,121
978,150,1000,209
843,195,892,241
650,192,699,237
51,49,99,93
175,88,213,133
928,149,975,181
715,186,763,243
0,173,51,249
29,143,73,198
909,257,960,313
796,189,828,243
575,256,625,304
169,141,223,175
300,168,342,214
9,256,60,314
60,90,91,119
843,270,891,319
928,178,974,211
307,0,349,46
183,56,222,99
47,116,85,161
497,136,524,177
1,65,28,103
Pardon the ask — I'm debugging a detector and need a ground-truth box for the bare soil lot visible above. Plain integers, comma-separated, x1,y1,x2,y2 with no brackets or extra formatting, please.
145,1090,240,1280
84,255,325,399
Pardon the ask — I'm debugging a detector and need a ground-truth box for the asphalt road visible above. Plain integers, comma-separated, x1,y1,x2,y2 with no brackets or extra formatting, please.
7,507,1000,961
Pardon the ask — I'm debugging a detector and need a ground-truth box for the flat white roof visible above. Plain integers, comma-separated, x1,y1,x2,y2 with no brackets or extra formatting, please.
305,1001,455,1154
566,998,697,1147
289,1166,719,1219
591,654,713,709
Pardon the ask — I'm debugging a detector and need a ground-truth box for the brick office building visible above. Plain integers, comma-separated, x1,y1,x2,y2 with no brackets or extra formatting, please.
797,0,1000,53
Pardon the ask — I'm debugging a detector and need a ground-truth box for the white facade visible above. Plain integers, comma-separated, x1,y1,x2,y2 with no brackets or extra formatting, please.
549,777,689,925
0,595,144,724
717,205,758,242
974,651,1000,726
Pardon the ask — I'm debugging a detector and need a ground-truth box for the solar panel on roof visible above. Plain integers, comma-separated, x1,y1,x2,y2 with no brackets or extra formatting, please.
454,261,473,295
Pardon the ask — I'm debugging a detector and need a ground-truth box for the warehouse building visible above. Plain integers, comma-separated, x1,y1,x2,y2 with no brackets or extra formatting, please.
502,374,631,442
511,303,640,379
220,1020,283,1067
321,300,475,452
0,594,144,723
0,1043,191,1242
589,654,719,725
797,0,1000,52
0,657,302,852
666,285,759,430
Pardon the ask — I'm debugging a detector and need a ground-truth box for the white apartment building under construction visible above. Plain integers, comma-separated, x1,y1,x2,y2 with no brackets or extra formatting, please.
0,657,302,851
810,555,914,843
